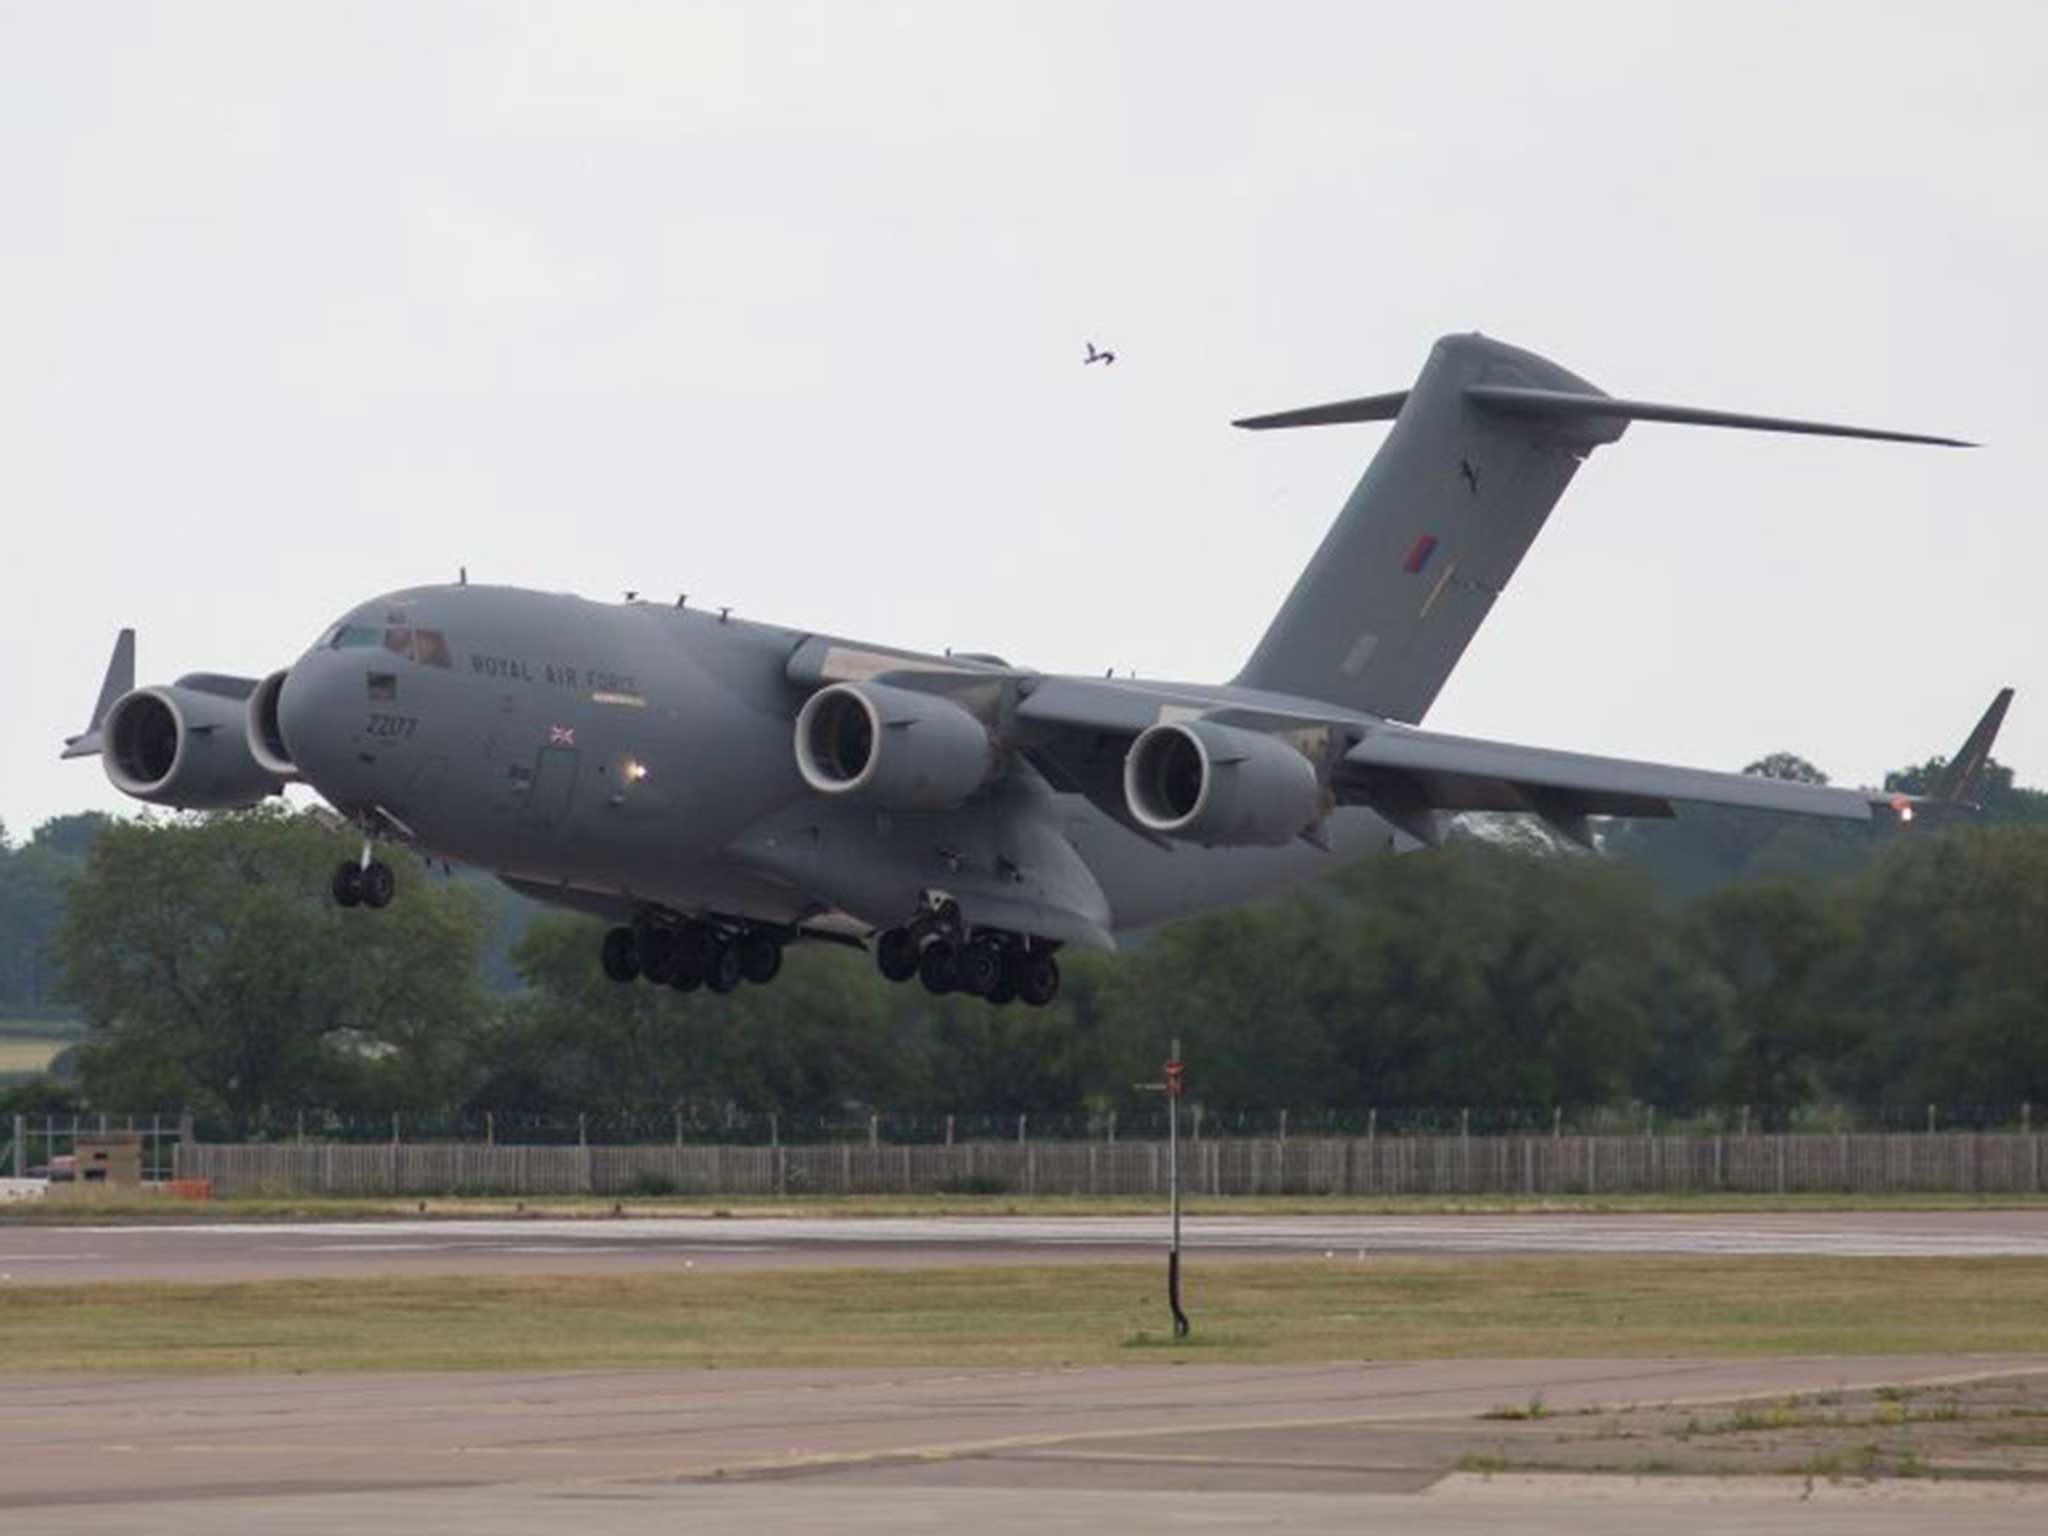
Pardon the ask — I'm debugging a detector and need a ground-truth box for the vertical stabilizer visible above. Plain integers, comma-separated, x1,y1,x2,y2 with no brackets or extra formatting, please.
1234,335,1620,723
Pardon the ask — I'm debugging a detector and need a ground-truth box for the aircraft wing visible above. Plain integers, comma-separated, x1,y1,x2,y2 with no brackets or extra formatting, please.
1334,725,1869,846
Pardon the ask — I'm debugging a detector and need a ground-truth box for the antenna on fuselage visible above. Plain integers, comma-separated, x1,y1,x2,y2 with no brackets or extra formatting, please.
458,565,468,586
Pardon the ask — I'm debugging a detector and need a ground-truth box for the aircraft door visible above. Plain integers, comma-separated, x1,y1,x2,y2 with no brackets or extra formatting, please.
525,745,579,831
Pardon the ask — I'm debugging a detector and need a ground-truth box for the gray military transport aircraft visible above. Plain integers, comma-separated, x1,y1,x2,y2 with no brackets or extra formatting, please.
63,334,2011,1007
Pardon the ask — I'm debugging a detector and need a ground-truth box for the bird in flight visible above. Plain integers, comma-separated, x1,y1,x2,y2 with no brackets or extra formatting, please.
1084,341,1116,366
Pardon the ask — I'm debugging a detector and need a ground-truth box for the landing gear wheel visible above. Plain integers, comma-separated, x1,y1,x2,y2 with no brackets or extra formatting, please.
1017,952,1060,1008
638,926,681,985
919,940,960,996
875,927,920,984
957,940,1003,998
738,932,783,986
331,862,365,908
984,960,1018,1007
672,925,714,989
360,860,396,909
705,940,744,994
600,926,641,983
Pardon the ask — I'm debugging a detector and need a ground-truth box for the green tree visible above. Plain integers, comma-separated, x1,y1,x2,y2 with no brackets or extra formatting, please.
56,808,489,1122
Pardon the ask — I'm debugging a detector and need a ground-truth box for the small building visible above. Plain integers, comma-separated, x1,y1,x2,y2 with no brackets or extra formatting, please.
71,1131,142,1187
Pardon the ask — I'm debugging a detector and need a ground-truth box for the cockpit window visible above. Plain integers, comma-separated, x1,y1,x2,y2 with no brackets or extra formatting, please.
414,628,452,668
383,627,414,660
330,625,381,650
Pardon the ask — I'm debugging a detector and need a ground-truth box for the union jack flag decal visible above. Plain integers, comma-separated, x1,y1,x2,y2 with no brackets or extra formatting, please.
1402,534,1440,575
547,725,576,746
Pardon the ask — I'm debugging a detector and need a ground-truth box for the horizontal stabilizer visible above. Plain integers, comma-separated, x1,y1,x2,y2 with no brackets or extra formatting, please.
1232,390,1409,431
1465,384,1975,447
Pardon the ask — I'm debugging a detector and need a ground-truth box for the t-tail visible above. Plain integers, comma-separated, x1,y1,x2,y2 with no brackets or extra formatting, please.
1232,333,1973,723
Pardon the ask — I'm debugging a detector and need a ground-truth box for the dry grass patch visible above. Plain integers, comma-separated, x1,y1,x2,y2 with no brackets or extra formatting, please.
3,1255,2047,1375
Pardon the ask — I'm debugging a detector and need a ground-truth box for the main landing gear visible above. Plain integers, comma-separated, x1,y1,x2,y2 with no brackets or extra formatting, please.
872,897,1060,1008
599,915,785,995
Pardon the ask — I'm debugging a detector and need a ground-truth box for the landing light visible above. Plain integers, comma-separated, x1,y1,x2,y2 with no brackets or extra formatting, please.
624,759,650,783
1889,795,1914,823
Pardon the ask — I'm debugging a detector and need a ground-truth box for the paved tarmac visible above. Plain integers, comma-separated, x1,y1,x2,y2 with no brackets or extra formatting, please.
5,1208,2048,1283
5,1358,2048,1535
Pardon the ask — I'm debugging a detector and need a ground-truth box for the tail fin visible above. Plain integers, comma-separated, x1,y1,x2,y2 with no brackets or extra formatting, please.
1233,334,1970,722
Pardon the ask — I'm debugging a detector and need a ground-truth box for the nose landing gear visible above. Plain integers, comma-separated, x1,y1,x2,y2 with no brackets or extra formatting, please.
331,855,396,909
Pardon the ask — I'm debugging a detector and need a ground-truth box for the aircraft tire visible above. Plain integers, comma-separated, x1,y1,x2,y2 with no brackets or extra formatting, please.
360,860,396,909
1018,952,1060,1008
670,966,702,994
918,940,960,996
331,861,364,908
984,955,1019,1008
672,924,714,987
957,940,1003,998
875,928,920,983
705,940,744,994
738,932,782,985
600,926,641,983
638,926,681,986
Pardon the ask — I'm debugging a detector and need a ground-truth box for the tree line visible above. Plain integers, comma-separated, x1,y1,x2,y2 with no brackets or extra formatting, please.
4,742,2045,1129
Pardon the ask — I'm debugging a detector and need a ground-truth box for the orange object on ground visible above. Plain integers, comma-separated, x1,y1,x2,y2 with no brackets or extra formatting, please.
162,1179,212,1201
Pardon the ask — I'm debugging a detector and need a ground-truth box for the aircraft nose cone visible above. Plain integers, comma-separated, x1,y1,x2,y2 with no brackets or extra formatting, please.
274,654,354,787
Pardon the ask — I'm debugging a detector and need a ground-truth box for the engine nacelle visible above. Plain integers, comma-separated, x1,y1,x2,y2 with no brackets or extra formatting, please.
245,669,299,779
794,681,997,810
1124,719,1323,846
103,685,286,810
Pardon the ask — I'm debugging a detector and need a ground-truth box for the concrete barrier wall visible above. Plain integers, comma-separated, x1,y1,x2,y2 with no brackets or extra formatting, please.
178,1131,2048,1199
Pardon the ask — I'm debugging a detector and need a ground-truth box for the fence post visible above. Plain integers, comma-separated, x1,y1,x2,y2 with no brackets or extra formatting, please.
870,1113,880,1150
1928,1103,1937,1136
10,1114,22,1178
1368,1108,1377,1194
1461,1108,1471,1191
1553,1105,1562,1142
297,1110,305,1146
1017,1113,1027,1146
1192,1104,1202,1144
1776,1134,1787,1195
486,1111,495,1147
1108,1111,1116,1145
392,1111,401,1146
944,1114,954,1147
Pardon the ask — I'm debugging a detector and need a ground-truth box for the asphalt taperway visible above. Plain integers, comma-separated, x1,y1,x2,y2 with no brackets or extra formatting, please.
5,1208,2048,1282
5,1357,2048,1535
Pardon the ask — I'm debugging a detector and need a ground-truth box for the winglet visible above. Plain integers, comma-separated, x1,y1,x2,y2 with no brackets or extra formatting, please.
1934,687,2016,806
1873,686,2016,822
60,628,134,760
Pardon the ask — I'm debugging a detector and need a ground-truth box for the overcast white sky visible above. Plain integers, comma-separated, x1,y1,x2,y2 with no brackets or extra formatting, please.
3,1,2043,835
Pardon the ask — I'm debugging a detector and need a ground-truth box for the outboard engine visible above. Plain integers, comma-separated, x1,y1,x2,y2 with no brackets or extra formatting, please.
1124,719,1324,846
103,683,285,810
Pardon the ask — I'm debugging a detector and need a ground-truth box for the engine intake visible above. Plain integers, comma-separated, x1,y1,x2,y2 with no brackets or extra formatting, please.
104,685,285,810
1124,719,1323,846
794,681,996,810
245,669,299,778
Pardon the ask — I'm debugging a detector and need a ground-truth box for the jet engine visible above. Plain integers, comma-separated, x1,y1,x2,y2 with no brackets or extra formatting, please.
102,684,286,810
244,669,299,779
1123,719,1323,846
794,681,997,810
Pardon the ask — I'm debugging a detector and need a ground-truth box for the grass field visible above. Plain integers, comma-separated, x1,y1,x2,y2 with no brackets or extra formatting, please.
0,1039,65,1074
2,1255,2045,1374
11,1187,2048,1224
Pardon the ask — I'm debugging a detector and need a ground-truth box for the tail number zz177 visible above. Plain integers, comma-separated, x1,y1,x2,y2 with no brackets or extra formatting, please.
366,713,419,739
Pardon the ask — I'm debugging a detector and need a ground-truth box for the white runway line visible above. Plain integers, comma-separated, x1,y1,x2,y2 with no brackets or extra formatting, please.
75,1213,2048,1260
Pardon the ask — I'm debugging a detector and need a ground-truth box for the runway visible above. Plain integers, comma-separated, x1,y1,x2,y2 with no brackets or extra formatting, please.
6,1208,2048,1283
5,1357,2048,1534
